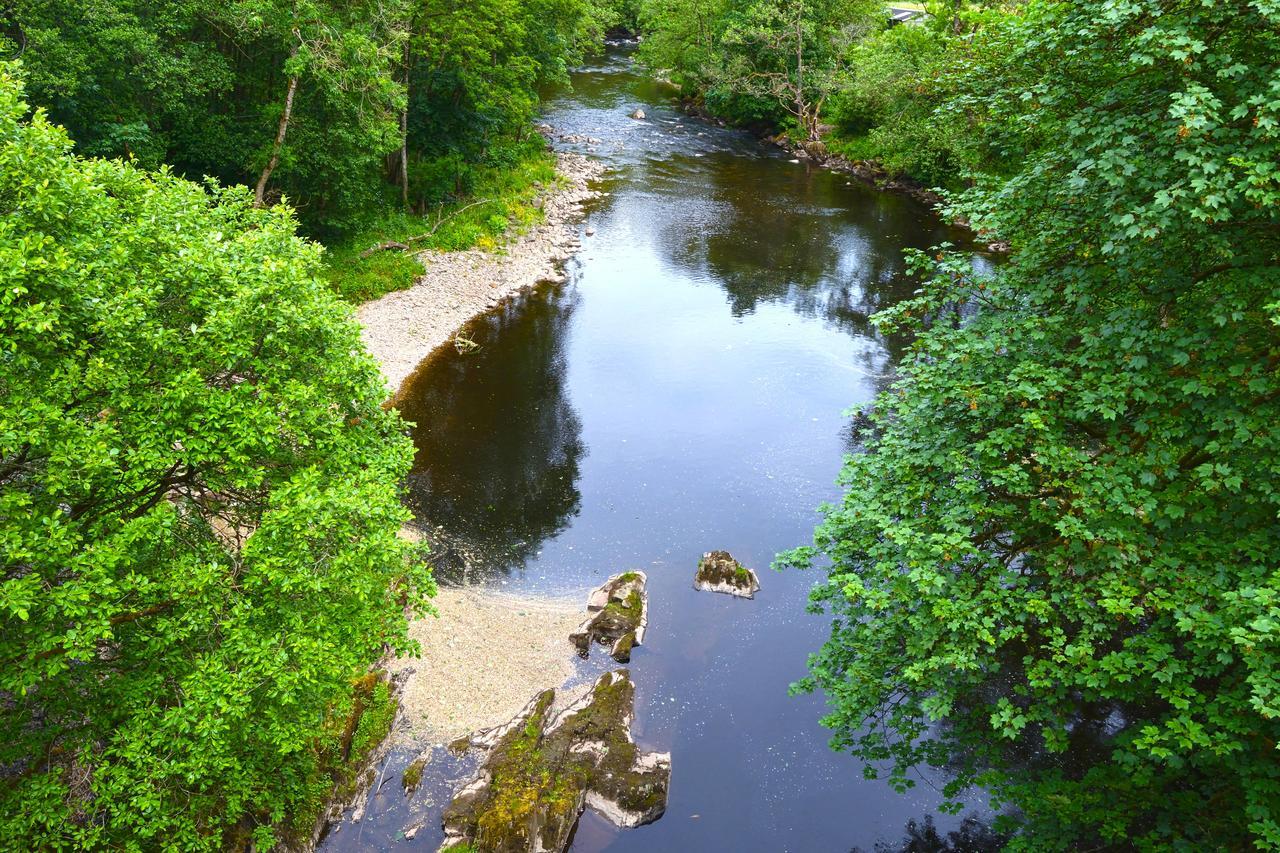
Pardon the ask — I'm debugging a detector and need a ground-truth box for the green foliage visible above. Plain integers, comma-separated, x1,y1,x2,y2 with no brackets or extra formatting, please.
11,0,612,236
323,147,557,303
14,0,409,232
349,680,398,766
785,0,1280,847
639,0,879,137
638,1,1020,185
823,23,974,186
0,66,434,848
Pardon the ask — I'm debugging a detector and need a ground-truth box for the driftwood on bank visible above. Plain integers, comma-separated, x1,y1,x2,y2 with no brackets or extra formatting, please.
358,241,411,259
358,198,495,258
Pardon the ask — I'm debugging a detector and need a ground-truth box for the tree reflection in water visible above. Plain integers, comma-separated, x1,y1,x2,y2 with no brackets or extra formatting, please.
857,814,1008,853
396,282,585,583
641,151,944,381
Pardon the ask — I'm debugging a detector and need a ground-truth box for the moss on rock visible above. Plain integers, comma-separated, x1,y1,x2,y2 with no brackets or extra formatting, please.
439,671,670,852
403,757,427,795
694,551,761,598
569,572,648,663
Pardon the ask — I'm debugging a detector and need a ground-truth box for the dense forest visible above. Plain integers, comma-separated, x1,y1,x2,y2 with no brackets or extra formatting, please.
2,0,1278,849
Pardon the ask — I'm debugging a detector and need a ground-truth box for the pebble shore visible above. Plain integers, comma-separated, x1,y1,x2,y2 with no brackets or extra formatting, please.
357,151,606,398
392,587,587,744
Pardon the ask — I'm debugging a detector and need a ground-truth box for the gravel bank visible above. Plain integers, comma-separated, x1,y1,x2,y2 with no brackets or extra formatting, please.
392,587,588,744
357,151,606,397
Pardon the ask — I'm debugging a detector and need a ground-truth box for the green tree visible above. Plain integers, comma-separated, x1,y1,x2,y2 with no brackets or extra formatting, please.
0,64,433,848
13,0,410,233
11,0,615,239
785,0,1280,847
638,0,879,138
715,0,877,140
637,0,733,92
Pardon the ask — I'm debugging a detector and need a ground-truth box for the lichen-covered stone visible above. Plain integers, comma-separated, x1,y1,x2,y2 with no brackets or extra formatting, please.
438,671,670,853
402,757,427,795
694,551,761,598
609,630,636,663
569,572,648,662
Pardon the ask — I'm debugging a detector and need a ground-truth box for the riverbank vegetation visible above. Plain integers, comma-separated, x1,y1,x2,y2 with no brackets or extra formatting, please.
764,1,1280,848
0,0,626,846
637,1,1024,188
8,0,633,298
0,66,435,848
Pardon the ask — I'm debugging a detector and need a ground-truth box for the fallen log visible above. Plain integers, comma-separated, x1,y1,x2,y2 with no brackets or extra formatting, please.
358,241,411,259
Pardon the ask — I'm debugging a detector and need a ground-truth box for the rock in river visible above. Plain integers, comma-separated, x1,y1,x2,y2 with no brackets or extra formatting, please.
629,108,646,120
694,551,761,598
440,670,670,852
570,571,648,663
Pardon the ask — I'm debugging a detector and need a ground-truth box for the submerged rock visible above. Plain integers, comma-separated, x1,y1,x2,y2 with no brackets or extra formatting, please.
440,670,670,852
694,551,761,598
570,572,648,663
402,755,428,795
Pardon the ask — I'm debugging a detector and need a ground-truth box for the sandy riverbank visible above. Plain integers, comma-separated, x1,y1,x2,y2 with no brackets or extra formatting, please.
357,151,606,398
390,587,589,744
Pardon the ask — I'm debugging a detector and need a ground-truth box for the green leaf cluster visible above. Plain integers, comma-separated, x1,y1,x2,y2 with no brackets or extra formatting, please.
638,0,881,139
0,65,434,848
785,0,1280,847
10,0,617,237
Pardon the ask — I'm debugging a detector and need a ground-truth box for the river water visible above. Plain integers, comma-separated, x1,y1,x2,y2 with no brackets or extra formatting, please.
323,49,993,852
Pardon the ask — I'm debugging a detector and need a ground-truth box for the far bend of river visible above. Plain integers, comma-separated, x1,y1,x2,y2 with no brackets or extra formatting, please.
324,48,995,852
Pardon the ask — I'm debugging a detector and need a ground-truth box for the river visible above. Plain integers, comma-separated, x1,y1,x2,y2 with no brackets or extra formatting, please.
322,48,993,852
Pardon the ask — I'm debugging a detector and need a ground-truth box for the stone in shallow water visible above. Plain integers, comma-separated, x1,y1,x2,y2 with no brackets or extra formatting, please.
694,551,761,598
440,670,670,852
569,572,648,663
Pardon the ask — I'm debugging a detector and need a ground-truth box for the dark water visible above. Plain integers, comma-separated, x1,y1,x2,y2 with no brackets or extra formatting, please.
323,49,994,852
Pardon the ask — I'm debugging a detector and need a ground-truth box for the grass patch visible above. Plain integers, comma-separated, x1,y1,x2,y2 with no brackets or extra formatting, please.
821,132,882,164
322,150,560,304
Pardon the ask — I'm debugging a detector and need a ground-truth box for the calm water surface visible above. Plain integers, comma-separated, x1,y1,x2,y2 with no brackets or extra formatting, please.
323,49,991,852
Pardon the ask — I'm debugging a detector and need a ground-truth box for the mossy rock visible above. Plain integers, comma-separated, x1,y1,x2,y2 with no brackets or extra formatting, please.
610,630,636,663
402,757,427,795
570,572,648,661
439,671,670,852
694,551,761,598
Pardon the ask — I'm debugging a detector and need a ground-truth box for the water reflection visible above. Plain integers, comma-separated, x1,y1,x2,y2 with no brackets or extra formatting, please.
396,283,585,583
859,814,1008,852
635,152,938,390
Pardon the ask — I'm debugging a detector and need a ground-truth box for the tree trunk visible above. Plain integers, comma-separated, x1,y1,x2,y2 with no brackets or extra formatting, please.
254,48,300,208
399,40,410,209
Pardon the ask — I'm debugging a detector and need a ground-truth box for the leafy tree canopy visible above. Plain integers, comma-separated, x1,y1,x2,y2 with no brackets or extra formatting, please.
9,0,622,235
0,64,433,849
784,0,1280,847
639,0,880,138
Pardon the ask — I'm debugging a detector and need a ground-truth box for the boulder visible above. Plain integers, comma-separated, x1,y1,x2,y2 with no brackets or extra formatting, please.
570,572,648,663
629,108,646,120
694,551,761,598
440,670,670,852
